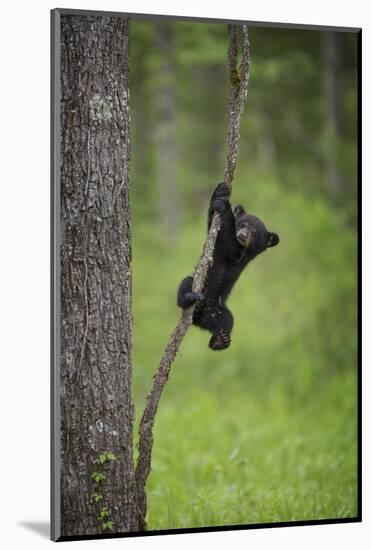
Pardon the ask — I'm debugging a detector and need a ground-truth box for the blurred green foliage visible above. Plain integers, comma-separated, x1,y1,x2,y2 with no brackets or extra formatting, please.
130,19,358,529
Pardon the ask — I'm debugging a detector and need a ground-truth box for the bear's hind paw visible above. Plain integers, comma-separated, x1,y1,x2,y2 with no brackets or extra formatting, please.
209,330,231,351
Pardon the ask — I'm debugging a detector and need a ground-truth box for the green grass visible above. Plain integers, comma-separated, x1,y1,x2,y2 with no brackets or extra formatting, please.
131,179,358,530
142,372,357,530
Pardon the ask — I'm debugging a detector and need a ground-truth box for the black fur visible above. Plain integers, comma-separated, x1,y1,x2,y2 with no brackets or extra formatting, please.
177,183,279,351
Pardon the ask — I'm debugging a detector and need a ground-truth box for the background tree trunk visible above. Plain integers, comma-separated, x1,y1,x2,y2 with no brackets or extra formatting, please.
323,31,345,197
154,22,179,241
60,14,139,536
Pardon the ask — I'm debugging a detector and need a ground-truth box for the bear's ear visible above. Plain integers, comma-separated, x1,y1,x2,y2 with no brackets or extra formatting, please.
234,205,245,216
267,232,279,247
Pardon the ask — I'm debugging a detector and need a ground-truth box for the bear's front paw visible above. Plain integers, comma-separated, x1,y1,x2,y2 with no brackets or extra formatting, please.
214,182,230,199
209,330,231,351
213,197,229,213
185,291,204,307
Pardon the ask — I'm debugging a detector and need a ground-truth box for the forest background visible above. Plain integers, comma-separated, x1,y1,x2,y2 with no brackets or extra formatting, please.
129,20,358,530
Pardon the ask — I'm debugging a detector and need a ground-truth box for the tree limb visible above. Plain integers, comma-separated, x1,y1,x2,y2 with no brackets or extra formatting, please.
135,25,250,529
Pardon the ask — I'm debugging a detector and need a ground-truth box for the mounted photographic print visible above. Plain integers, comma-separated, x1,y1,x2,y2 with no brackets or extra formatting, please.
51,8,361,542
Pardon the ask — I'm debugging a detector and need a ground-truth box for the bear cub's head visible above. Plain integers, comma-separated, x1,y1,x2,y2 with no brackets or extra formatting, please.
233,205,279,256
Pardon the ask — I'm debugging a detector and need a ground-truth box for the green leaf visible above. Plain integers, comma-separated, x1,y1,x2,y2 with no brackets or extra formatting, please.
97,506,110,520
91,471,106,483
106,451,117,461
97,453,107,465
102,520,113,530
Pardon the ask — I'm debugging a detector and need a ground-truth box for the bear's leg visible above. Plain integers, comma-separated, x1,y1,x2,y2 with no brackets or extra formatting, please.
177,276,204,308
208,306,234,351
194,305,234,351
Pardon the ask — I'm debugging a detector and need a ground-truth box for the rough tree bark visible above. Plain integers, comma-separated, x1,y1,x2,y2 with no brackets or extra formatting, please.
135,25,250,530
60,15,139,536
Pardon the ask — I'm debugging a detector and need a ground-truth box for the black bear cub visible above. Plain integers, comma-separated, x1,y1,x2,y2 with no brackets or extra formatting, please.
177,183,279,351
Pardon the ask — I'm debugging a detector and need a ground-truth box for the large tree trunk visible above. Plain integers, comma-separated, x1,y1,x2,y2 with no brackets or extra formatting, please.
60,14,139,537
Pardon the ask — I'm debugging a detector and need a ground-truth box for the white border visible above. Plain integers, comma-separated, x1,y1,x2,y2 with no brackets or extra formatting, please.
0,1,368,548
